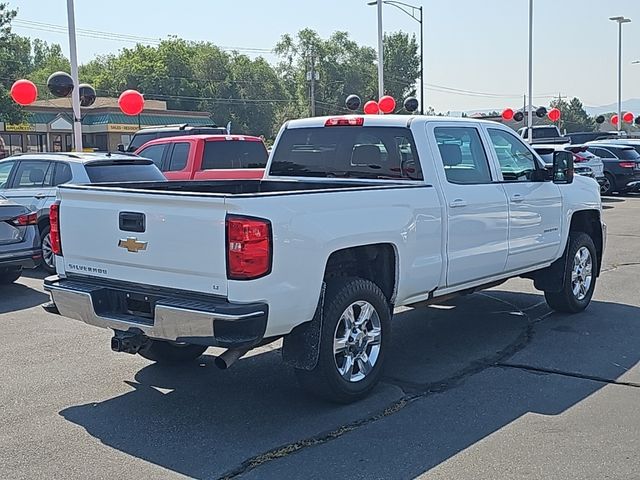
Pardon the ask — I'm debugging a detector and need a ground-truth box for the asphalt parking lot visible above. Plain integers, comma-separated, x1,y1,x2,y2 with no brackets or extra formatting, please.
1,195,639,480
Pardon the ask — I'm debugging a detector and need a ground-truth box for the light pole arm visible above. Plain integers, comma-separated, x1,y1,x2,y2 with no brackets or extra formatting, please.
382,0,421,23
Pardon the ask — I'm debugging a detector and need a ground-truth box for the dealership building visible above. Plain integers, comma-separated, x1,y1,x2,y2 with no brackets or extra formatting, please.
0,97,212,157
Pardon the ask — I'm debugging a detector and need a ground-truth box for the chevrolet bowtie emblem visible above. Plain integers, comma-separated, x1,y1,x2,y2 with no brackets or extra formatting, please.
118,237,148,253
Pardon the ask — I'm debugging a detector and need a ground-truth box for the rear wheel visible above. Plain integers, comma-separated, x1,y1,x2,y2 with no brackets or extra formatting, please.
294,277,391,403
544,233,597,313
138,339,208,364
0,267,22,284
600,173,616,196
40,225,56,274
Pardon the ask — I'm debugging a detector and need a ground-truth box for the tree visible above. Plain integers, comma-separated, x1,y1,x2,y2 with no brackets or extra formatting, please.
0,3,29,122
382,32,420,104
550,97,595,133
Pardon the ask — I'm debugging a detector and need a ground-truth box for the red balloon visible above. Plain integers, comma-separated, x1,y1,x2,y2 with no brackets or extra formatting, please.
363,100,380,115
10,79,38,106
501,108,514,121
118,89,145,116
611,114,619,126
623,112,634,123
378,95,396,114
547,108,561,122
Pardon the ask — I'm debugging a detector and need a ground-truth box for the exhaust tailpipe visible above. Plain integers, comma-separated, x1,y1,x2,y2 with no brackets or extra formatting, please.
215,346,252,370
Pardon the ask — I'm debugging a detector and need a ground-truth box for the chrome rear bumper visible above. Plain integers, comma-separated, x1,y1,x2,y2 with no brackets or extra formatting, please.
44,276,268,347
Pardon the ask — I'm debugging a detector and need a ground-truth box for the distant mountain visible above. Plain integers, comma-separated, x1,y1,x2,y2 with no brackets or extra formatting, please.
585,99,640,116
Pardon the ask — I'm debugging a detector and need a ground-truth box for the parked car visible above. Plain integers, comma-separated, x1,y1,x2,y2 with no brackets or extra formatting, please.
44,115,604,403
585,142,640,195
589,138,640,155
0,196,41,284
566,131,620,144
518,125,569,144
533,144,604,187
120,124,228,153
0,152,166,273
134,134,268,180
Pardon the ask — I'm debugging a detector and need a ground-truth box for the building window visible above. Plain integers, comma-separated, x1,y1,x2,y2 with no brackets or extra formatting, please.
0,133,24,157
26,134,47,153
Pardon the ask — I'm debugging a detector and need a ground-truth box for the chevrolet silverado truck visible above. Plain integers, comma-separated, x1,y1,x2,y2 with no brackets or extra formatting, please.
44,115,605,403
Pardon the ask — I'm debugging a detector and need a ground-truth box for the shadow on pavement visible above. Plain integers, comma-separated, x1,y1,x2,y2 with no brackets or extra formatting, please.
0,281,49,314
59,291,640,479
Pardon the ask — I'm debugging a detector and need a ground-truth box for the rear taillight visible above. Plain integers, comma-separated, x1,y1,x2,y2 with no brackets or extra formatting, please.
573,154,587,163
50,202,61,256
11,212,38,226
226,216,272,280
619,161,636,168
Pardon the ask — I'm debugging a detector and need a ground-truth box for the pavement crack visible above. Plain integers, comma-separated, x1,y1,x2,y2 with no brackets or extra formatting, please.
218,300,555,480
496,362,640,388
601,262,640,274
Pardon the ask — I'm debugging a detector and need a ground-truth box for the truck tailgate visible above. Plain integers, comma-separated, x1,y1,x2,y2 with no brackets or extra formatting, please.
57,187,229,296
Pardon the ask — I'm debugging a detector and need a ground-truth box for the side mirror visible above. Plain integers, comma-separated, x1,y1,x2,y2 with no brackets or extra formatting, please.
116,144,125,152
552,151,574,184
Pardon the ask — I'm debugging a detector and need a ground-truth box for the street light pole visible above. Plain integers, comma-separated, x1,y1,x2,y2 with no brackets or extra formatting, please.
610,16,631,133
377,0,384,98
419,6,424,114
66,0,82,151
527,0,533,138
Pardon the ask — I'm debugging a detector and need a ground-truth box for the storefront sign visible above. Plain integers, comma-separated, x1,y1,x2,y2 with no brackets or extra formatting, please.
5,123,35,132
107,124,141,132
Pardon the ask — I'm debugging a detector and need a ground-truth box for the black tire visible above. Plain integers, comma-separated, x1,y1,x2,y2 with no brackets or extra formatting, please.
138,339,208,364
0,267,22,284
600,173,616,196
40,225,56,274
294,277,391,404
544,233,597,313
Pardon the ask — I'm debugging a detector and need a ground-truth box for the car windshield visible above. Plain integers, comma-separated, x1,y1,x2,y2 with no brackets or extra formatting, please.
127,132,157,151
270,126,423,180
84,161,167,183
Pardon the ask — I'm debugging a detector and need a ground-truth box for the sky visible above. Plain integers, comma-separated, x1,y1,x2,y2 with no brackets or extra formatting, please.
7,0,640,113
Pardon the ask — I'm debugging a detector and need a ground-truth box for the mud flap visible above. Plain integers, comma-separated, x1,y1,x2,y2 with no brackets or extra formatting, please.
282,283,326,370
529,242,568,293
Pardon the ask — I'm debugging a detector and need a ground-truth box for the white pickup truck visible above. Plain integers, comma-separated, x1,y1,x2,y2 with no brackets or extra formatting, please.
44,115,605,403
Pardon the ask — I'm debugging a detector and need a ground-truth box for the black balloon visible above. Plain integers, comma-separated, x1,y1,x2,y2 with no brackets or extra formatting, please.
79,84,96,107
345,94,361,111
634,116,640,126
513,111,524,122
404,97,419,113
47,71,74,98
535,106,547,118
595,115,605,124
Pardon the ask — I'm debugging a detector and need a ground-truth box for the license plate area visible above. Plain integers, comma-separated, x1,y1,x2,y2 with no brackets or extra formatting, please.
92,289,157,325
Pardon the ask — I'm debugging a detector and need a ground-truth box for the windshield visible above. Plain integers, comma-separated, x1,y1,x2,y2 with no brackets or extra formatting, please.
202,140,268,169
84,162,167,183
270,126,423,180
127,132,157,152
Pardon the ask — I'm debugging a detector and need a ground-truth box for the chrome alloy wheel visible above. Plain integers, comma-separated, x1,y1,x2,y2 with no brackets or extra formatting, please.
572,246,593,301
42,233,55,270
333,300,382,383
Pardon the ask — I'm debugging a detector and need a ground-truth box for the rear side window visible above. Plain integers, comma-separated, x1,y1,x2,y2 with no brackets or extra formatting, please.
167,143,190,171
201,140,268,170
53,162,73,186
612,148,640,160
0,160,16,189
270,127,423,180
84,162,167,183
435,127,492,184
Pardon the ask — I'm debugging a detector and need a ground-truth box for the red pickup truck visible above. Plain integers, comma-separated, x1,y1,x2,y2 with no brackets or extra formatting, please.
134,135,267,180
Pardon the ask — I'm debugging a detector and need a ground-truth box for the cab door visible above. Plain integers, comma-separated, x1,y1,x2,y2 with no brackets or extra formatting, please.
483,127,563,272
429,123,509,287
2,160,55,214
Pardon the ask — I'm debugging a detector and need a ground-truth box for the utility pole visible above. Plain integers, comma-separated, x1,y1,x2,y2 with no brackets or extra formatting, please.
307,55,318,117
66,0,82,151
377,0,384,98
527,0,534,139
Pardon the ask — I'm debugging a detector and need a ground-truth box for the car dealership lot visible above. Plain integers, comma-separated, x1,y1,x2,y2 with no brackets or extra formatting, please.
1,194,639,480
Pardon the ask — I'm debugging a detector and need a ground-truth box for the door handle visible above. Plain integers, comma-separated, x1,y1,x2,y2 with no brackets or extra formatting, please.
449,199,467,208
510,194,524,203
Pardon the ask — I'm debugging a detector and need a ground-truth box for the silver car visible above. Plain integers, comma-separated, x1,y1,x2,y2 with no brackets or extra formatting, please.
533,144,605,186
0,152,166,273
0,196,41,284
